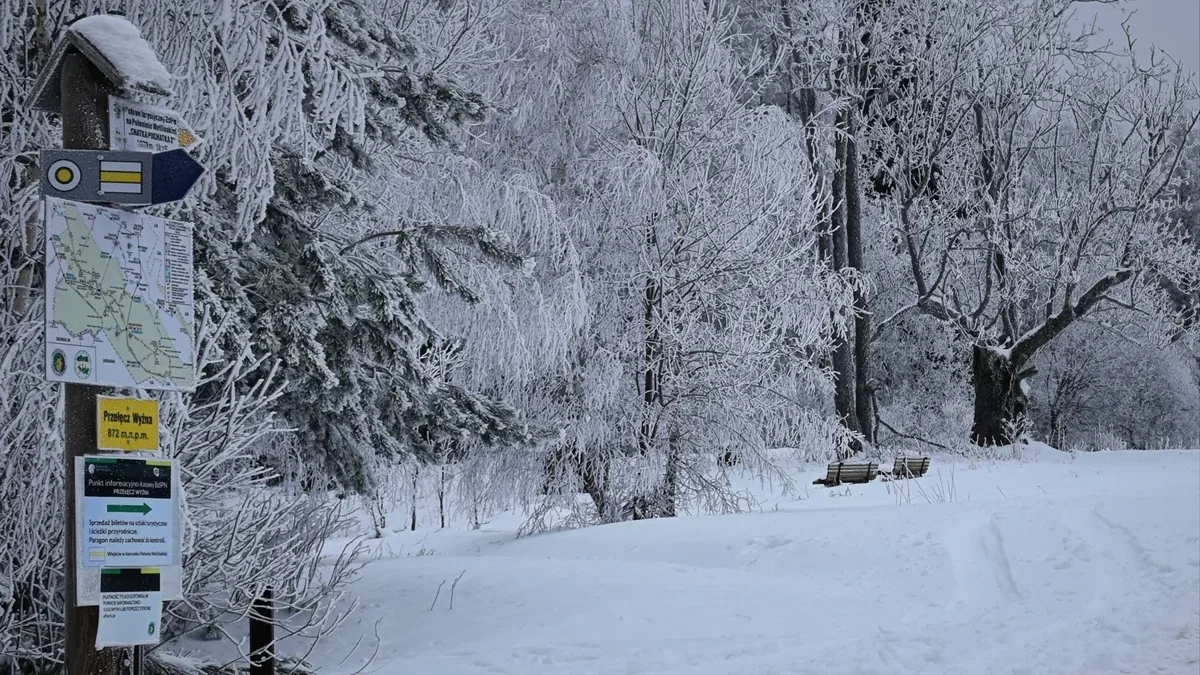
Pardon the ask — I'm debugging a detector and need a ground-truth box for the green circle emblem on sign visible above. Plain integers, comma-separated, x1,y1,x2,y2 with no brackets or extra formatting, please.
74,351,91,378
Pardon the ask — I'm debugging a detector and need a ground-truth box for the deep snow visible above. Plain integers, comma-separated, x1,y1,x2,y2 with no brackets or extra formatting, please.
212,447,1200,674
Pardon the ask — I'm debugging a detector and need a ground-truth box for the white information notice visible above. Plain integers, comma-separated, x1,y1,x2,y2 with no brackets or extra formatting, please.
44,196,195,390
81,456,177,568
96,569,162,648
74,458,184,606
109,96,202,153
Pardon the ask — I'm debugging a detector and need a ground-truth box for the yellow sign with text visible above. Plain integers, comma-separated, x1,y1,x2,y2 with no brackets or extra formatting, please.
97,397,159,451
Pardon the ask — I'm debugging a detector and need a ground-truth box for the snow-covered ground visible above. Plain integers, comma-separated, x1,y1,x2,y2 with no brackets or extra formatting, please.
241,447,1200,674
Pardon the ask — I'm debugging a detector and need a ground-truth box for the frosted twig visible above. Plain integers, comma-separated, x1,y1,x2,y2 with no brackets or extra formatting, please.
448,570,467,610
429,580,447,611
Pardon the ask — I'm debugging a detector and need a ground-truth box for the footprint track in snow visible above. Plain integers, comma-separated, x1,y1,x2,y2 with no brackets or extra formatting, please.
945,513,1021,610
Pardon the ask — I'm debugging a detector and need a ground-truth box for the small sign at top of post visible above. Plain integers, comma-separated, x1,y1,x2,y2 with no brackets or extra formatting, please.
110,96,202,153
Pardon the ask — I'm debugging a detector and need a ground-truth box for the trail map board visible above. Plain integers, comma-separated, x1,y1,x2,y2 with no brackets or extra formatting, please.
44,196,195,390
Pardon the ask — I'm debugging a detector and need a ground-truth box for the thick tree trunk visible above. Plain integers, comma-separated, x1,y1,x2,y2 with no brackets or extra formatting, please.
1048,407,1066,450
580,452,610,520
968,269,1133,446
831,113,861,455
970,345,1029,445
543,445,611,519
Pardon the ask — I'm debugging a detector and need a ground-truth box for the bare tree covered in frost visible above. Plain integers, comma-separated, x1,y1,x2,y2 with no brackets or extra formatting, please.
417,0,613,522
572,0,852,518
858,0,1200,444
423,0,856,528
761,0,882,453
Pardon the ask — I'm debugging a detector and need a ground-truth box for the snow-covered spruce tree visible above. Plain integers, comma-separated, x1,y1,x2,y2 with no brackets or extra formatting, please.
572,0,852,518
858,0,1200,445
175,0,535,494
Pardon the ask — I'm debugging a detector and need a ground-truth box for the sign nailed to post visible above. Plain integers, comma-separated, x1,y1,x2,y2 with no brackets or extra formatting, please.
97,397,160,451
110,96,201,153
81,456,177,568
40,148,204,205
96,568,162,648
44,197,196,391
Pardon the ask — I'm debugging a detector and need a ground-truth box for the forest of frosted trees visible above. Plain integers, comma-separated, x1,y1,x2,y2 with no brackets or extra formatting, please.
1,0,1197,670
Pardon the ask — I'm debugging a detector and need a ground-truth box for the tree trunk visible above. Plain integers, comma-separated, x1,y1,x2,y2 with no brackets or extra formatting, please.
662,431,679,518
1048,407,1065,450
640,216,663,455
409,468,418,531
970,345,1029,445
438,465,446,529
544,444,611,520
579,451,610,521
845,116,874,445
831,113,861,455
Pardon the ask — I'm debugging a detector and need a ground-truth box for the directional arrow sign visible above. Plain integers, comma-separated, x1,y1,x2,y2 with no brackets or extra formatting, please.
41,148,203,206
150,149,204,204
106,503,152,515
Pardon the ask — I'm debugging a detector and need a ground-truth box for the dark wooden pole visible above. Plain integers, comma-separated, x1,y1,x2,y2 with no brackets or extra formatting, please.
249,588,275,675
60,51,121,675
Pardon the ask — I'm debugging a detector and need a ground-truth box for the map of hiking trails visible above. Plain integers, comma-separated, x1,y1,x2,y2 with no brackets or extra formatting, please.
44,197,195,390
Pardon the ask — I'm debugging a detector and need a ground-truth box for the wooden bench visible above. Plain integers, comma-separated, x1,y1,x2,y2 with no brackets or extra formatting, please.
886,456,931,479
813,461,879,487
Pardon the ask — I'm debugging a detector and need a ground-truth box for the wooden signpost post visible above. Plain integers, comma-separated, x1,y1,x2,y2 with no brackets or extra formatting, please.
29,16,202,675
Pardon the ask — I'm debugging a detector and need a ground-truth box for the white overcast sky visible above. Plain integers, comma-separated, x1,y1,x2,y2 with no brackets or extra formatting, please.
1076,0,1200,78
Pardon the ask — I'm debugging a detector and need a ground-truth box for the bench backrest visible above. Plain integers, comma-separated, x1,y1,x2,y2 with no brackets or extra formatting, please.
893,456,931,477
824,461,879,484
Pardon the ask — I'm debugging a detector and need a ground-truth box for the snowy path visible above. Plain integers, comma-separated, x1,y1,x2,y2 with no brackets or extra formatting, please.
302,449,1200,674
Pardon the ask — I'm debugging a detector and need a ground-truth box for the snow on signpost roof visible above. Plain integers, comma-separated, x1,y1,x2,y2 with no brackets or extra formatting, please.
68,15,173,94
26,14,174,112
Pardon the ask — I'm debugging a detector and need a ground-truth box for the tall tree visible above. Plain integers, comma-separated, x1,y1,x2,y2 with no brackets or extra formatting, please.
769,0,878,454
586,0,852,516
179,0,537,492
